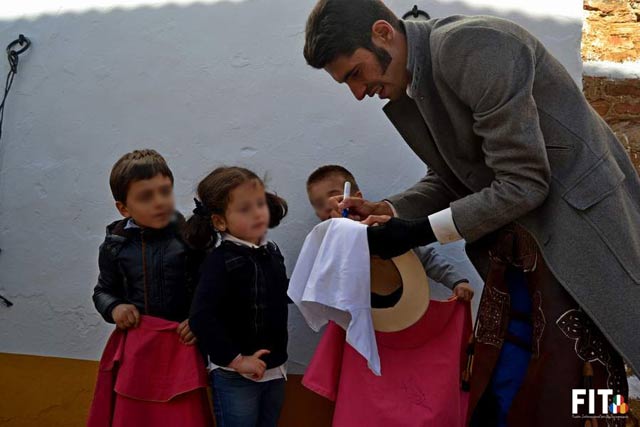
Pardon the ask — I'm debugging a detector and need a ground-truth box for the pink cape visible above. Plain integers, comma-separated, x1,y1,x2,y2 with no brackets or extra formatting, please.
302,300,471,427
87,315,213,427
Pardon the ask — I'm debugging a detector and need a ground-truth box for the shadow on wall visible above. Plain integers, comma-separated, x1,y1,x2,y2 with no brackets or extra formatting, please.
0,0,582,371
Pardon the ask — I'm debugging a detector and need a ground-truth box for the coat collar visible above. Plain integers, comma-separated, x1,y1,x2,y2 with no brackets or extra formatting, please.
221,233,268,249
219,235,273,261
382,19,471,199
105,212,185,242
401,19,434,100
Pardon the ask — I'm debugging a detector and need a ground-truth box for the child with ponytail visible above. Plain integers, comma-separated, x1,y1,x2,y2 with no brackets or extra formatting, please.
185,166,290,427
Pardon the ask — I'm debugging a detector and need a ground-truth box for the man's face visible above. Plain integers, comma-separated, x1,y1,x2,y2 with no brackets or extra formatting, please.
307,174,362,221
324,22,409,102
116,174,175,229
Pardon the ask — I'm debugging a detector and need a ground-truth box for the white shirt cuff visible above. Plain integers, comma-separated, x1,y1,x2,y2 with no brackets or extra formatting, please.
383,200,398,218
428,208,462,244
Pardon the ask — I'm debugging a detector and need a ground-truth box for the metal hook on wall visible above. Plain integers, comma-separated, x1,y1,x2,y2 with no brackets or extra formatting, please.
402,5,431,20
1,34,31,142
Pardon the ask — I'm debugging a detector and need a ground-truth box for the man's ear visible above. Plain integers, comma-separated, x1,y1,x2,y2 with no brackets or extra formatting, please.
355,190,363,199
115,201,131,218
371,20,394,43
211,214,226,232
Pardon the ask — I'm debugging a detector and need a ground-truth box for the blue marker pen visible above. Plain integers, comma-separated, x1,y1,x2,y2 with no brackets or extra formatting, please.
342,181,351,218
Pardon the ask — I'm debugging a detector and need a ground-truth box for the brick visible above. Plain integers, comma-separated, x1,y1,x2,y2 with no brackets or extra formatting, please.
609,51,639,62
584,0,620,13
605,83,640,97
613,102,640,115
607,35,635,48
583,77,605,99
590,99,612,117
602,11,638,23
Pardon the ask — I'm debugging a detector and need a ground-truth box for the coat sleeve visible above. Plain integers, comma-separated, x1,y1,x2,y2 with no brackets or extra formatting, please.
189,251,241,367
92,242,127,324
434,26,551,242
415,246,468,290
385,168,457,219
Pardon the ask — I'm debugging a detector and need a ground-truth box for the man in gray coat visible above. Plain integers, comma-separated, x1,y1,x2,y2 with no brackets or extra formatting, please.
303,0,640,426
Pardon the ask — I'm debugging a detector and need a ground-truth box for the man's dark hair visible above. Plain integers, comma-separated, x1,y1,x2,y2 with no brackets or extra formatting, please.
304,0,402,69
109,149,174,203
307,164,361,193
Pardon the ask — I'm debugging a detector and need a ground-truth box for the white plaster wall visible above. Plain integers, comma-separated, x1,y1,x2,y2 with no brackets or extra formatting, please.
0,0,583,373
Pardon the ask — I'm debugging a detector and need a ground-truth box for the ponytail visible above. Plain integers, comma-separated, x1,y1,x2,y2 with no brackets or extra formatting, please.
182,198,218,250
267,192,288,228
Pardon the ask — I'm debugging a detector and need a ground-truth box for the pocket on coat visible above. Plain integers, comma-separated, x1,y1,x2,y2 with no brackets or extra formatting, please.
561,152,625,210
561,154,640,284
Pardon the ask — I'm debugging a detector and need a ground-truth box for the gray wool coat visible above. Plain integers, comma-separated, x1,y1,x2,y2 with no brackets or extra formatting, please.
385,16,640,375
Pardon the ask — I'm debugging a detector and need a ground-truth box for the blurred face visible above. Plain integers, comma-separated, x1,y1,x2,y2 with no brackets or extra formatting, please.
325,21,409,102
116,174,175,229
213,180,270,245
307,174,363,221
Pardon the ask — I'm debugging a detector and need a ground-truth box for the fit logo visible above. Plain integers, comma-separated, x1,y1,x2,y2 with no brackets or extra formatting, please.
572,389,627,415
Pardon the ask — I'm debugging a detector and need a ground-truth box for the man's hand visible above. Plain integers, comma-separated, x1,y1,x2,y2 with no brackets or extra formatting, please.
112,304,140,330
228,349,271,380
326,196,394,221
177,319,197,345
364,216,437,259
451,282,474,301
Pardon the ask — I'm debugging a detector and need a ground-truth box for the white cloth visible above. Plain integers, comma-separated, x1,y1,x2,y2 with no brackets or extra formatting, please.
288,218,381,375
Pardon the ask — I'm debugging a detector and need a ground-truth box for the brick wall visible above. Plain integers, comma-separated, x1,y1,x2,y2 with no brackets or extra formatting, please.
582,0,640,62
583,77,640,169
582,0,640,174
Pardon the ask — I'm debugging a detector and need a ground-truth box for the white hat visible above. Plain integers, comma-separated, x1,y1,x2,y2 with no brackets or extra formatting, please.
370,251,430,332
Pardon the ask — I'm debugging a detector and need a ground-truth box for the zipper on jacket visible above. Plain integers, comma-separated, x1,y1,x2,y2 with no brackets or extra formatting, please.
159,241,165,315
141,230,150,315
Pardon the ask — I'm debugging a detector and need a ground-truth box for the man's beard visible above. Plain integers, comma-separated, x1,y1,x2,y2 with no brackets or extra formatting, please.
371,45,392,75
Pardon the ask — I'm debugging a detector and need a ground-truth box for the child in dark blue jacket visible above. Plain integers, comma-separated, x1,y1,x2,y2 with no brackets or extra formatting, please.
186,166,290,427
90,149,211,427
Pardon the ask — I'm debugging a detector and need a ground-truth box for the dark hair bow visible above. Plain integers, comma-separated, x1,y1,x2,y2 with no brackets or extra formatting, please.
193,198,211,217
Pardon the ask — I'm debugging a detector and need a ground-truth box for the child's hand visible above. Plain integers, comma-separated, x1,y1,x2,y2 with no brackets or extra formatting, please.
228,349,271,380
177,320,197,345
112,304,140,330
450,282,474,302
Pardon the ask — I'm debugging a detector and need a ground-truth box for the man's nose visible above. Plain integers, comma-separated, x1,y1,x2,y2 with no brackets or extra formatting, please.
348,82,367,101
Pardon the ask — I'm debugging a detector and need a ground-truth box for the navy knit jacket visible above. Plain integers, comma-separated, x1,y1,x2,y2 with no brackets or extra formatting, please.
189,240,289,369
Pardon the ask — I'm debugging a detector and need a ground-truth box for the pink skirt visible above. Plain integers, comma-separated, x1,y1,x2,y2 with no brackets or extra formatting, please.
112,387,212,427
303,300,472,427
87,315,213,427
